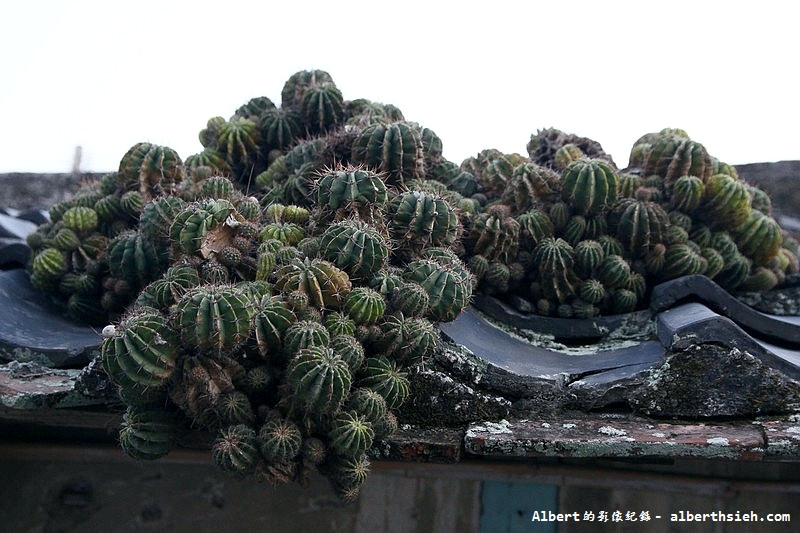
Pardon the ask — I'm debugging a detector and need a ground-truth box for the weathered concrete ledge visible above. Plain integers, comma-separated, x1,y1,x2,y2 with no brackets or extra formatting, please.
2,365,798,467
464,415,800,462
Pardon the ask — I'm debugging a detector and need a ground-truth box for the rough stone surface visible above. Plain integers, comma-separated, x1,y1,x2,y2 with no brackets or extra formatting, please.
0,269,102,368
397,366,511,427
657,302,800,380
74,353,120,404
630,343,800,418
567,362,657,411
0,361,97,409
369,426,465,463
761,417,800,459
464,416,767,460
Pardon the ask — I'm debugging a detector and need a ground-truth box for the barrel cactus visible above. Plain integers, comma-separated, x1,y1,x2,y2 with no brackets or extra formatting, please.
274,258,352,309
532,237,580,304
101,309,179,398
175,284,254,355
609,197,669,258
117,142,184,198
118,406,177,460
350,121,424,185
320,220,390,280
212,424,261,475
560,159,619,216
258,418,303,463
389,190,460,255
287,345,352,414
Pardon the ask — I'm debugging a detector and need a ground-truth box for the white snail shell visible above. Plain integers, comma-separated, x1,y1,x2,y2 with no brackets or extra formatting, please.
101,325,116,338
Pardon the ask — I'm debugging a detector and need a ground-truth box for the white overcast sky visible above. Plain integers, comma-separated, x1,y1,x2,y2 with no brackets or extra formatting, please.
1,0,798,173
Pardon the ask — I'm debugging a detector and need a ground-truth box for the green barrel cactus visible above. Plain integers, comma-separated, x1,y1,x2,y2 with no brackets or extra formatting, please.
389,281,430,317
324,312,356,337
141,264,200,309
578,279,606,305
170,199,235,255
259,221,305,246
561,159,619,216
199,116,226,148
287,345,352,414
274,258,352,309
389,190,460,254
554,143,585,171
139,195,187,243
320,220,390,280
574,239,605,277
252,295,296,356
259,107,302,151
212,424,261,475
380,312,439,364
609,197,669,258
281,69,335,109
315,166,389,220
184,147,230,176
700,174,752,230
356,356,410,410
670,175,705,212
62,206,99,234
345,388,388,425
198,175,237,200
474,152,523,198
101,309,179,397
661,243,707,279
107,230,169,289
31,247,67,282
468,206,520,263
215,391,256,426
117,142,184,198
740,266,779,292
328,411,375,458
233,96,276,121
351,121,424,185
517,209,555,248
118,406,176,460
734,210,782,266
283,319,331,355
328,454,371,500
258,418,303,463
301,82,345,134
714,253,751,291
532,237,580,303
343,287,386,324
563,215,587,246
330,334,365,371
609,288,638,314
175,284,254,355
596,254,632,289
216,117,261,179
402,258,473,322
640,134,712,184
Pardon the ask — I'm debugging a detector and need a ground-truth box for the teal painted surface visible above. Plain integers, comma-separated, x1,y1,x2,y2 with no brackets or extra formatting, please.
480,481,558,533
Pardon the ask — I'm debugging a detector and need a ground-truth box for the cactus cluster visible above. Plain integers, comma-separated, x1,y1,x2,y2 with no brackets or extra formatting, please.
461,127,797,317
26,70,477,502
27,70,798,501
